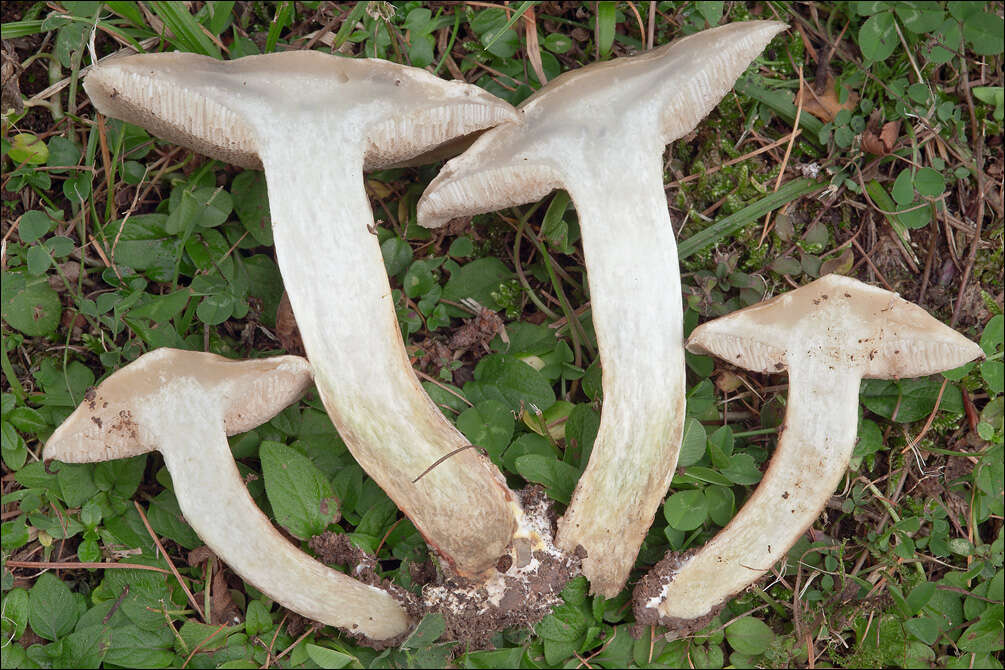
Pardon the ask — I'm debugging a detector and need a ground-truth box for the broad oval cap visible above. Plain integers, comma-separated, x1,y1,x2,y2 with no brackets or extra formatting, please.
418,21,787,228
685,274,985,378
43,349,313,463
84,50,520,170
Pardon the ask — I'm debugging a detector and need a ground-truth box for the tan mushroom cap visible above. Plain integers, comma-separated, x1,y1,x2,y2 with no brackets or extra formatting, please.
83,50,519,171
685,274,985,378
417,20,788,227
43,348,313,463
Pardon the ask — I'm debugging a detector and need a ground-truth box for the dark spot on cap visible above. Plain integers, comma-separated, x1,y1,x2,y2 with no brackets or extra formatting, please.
91,417,103,428
782,491,789,499
496,555,513,573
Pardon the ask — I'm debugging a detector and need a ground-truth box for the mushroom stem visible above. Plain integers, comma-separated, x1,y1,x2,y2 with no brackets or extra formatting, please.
147,378,410,640
554,151,686,595
81,51,525,577
416,21,788,596
43,349,411,641
263,145,516,575
636,274,985,629
643,362,858,623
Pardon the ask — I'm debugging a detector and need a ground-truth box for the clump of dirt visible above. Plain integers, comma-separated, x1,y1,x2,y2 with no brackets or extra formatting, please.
306,531,413,650
408,557,437,586
397,486,582,649
631,550,720,638
309,531,378,583
306,488,581,650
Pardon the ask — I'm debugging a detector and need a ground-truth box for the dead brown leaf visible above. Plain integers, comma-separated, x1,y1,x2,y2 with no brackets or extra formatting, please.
802,75,858,122
523,7,547,86
820,247,855,275
449,307,504,351
187,545,215,566
211,568,241,625
276,290,304,355
862,118,901,156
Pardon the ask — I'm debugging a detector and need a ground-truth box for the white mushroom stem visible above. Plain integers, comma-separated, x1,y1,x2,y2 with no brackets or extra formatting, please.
145,378,410,640
43,349,411,640
418,21,788,596
639,274,985,627
645,362,857,622
82,52,524,576
263,138,516,575
553,149,685,594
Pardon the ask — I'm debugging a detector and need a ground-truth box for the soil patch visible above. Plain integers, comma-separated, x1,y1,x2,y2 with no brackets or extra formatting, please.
631,550,721,637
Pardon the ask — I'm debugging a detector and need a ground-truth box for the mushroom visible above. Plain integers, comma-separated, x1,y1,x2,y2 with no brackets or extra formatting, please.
43,348,411,641
635,274,985,629
83,51,522,576
416,21,788,596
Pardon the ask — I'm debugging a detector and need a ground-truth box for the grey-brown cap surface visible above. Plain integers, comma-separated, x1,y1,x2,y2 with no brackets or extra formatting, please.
44,348,312,463
83,50,518,170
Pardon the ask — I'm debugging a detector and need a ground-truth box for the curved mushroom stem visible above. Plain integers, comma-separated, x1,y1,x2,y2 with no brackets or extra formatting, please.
635,274,985,631
416,21,789,595
80,52,526,577
145,378,410,640
554,149,686,596
263,145,516,575
638,362,857,624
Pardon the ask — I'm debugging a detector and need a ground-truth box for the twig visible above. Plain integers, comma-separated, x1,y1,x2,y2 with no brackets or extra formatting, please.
412,444,485,483
665,129,801,188
901,377,949,454
758,66,805,246
134,500,207,622
917,224,937,304
181,623,229,668
267,626,315,666
850,237,894,291
950,61,986,327
4,559,172,574
414,369,474,408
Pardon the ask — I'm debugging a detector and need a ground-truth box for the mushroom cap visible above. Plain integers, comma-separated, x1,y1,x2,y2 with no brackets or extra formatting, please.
417,21,787,228
43,349,313,463
685,274,985,378
83,50,519,171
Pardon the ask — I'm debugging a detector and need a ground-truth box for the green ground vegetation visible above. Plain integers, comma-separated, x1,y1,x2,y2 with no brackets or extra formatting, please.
1,2,1003,668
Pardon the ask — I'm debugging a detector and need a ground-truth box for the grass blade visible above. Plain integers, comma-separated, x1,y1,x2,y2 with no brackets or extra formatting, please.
595,1,616,58
148,1,221,58
735,78,824,142
331,2,368,52
679,177,823,260
481,1,536,52
265,1,293,54
105,2,146,28
1,20,46,39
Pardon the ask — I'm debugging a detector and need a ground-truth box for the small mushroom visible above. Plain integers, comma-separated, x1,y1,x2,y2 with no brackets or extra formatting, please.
417,21,787,596
83,51,521,576
636,274,984,628
43,348,410,641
